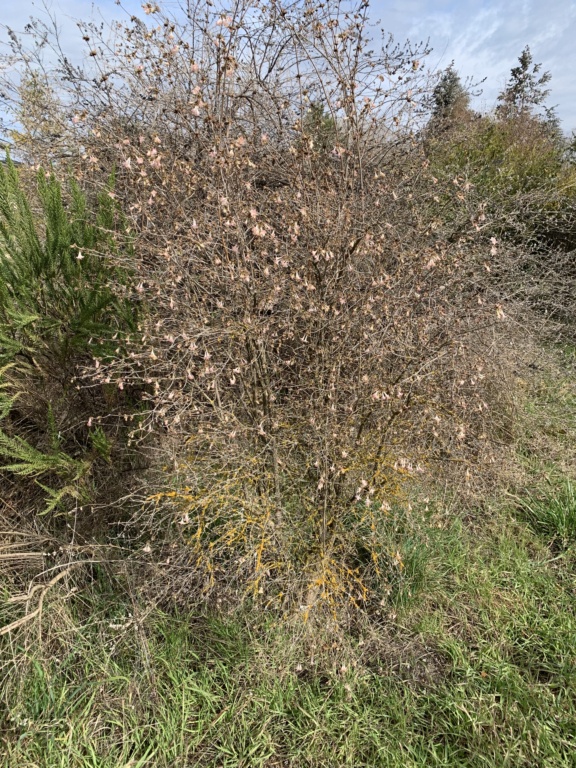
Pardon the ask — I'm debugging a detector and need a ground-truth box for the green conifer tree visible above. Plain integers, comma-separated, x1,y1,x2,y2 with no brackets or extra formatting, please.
432,65,470,121
496,46,554,123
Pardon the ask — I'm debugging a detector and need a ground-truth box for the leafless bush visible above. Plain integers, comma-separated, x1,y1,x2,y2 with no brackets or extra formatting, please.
0,1,514,619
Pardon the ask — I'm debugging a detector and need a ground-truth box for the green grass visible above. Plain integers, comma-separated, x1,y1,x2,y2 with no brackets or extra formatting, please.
2,350,576,767
512,480,576,547
2,501,575,767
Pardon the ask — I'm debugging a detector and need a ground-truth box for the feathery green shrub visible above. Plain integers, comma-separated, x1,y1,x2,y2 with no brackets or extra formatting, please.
0,155,138,516
0,156,136,366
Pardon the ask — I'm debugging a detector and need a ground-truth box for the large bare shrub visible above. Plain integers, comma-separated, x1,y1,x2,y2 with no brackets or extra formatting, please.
0,1,512,620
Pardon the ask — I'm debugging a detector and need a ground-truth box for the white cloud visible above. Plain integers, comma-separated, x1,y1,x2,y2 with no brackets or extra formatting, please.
372,0,576,130
2,0,575,130
1,0,136,77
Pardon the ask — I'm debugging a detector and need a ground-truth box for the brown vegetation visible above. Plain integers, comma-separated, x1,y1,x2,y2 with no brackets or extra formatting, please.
0,0,571,628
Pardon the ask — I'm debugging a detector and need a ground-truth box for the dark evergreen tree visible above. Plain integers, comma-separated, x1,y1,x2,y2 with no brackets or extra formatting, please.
496,46,554,122
431,65,470,121
303,102,338,152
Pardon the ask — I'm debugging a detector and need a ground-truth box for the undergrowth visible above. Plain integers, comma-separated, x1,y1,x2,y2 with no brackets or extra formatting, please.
3,337,575,767
1,495,575,767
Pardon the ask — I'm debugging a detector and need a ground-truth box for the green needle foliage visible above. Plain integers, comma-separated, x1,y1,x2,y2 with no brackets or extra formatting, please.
0,154,136,367
0,154,138,516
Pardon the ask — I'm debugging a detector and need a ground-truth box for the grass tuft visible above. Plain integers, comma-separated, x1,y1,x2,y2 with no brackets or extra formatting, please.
512,479,576,547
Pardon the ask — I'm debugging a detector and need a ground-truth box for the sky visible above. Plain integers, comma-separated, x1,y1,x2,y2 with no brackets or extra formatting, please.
373,0,576,131
2,0,575,132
